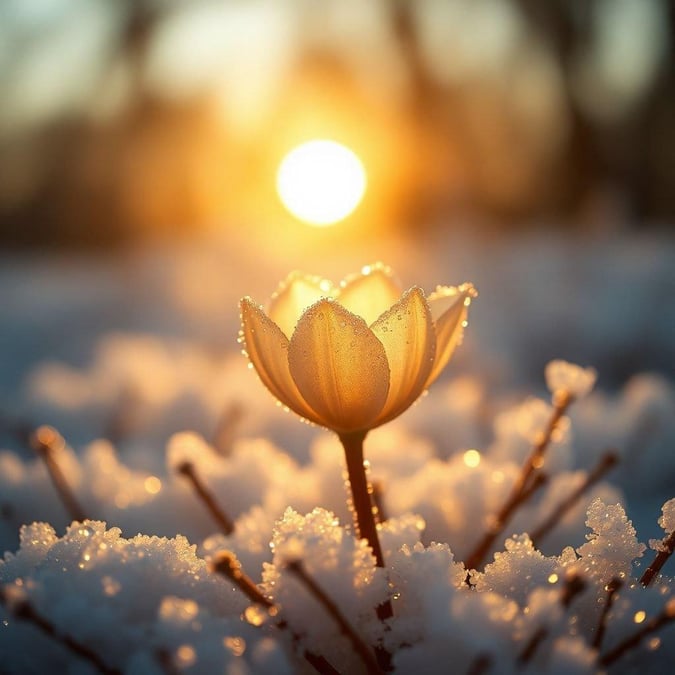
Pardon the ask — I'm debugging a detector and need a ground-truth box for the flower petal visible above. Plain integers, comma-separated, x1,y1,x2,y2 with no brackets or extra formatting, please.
240,297,324,425
370,287,436,425
425,283,477,387
268,272,335,339
337,263,403,325
288,299,390,433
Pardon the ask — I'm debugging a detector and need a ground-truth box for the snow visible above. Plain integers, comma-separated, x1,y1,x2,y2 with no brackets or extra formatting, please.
658,498,675,535
576,499,646,581
1,229,674,673
545,361,597,399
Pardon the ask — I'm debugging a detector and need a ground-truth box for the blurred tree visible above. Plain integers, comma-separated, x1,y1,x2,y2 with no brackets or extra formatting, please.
0,0,672,248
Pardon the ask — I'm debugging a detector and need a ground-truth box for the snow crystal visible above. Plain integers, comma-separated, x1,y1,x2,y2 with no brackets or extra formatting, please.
545,360,597,399
260,508,388,672
658,497,675,534
386,541,466,647
377,513,426,558
576,499,646,581
0,520,249,673
649,498,675,552
471,534,567,606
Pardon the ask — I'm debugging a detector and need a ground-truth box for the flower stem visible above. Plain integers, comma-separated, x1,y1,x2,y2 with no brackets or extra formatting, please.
339,432,393,629
340,432,386,568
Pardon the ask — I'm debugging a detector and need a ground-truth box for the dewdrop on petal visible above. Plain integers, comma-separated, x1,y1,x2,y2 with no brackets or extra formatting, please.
545,360,597,399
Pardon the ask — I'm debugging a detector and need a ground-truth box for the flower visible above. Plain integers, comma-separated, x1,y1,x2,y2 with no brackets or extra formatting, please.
240,263,476,435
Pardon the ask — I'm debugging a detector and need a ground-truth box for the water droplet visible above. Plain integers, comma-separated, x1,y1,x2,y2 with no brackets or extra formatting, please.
244,605,267,626
224,636,246,656
176,645,196,667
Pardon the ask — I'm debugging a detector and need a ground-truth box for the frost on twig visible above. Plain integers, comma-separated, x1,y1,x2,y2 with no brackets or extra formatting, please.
576,499,646,583
642,498,675,586
463,361,593,572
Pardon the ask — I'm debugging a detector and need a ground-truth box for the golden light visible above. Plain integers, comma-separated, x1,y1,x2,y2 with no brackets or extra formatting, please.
463,449,481,468
276,139,367,226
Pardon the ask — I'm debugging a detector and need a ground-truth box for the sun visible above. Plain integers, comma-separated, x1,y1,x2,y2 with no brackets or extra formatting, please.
276,140,367,227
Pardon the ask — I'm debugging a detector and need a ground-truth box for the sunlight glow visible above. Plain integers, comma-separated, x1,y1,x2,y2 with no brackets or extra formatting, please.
276,140,366,226
463,449,481,468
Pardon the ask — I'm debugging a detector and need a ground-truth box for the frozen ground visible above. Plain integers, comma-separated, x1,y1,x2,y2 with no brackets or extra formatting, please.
0,225,673,673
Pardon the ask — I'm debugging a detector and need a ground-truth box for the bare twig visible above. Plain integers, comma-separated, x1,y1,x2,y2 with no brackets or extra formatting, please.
212,402,245,456
176,461,234,535
210,552,340,675
155,649,181,675
517,626,547,665
640,529,675,587
591,577,623,650
466,653,492,675
517,571,585,666
31,426,87,522
0,585,119,675
370,480,387,525
210,551,274,608
560,572,587,609
530,452,618,549
464,392,572,572
286,559,384,675
599,599,675,667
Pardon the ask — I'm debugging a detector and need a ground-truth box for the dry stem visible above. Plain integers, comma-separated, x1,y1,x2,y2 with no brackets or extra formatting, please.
286,559,384,675
370,480,387,525
0,585,119,675
464,391,572,572
31,426,87,523
530,452,618,548
210,551,340,675
339,432,393,626
210,551,273,607
517,572,585,665
640,529,675,587
599,599,675,667
591,577,623,650
176,461,234,535
339,432,385,567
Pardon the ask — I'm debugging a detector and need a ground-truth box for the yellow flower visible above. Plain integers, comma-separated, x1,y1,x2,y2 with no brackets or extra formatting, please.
240,263,476,435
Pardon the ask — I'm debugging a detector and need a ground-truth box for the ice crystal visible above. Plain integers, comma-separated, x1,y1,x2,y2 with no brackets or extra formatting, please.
0,521,256,673
576,499,646,581
471,534,572,606
261,508,388,671
658,497,675,534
